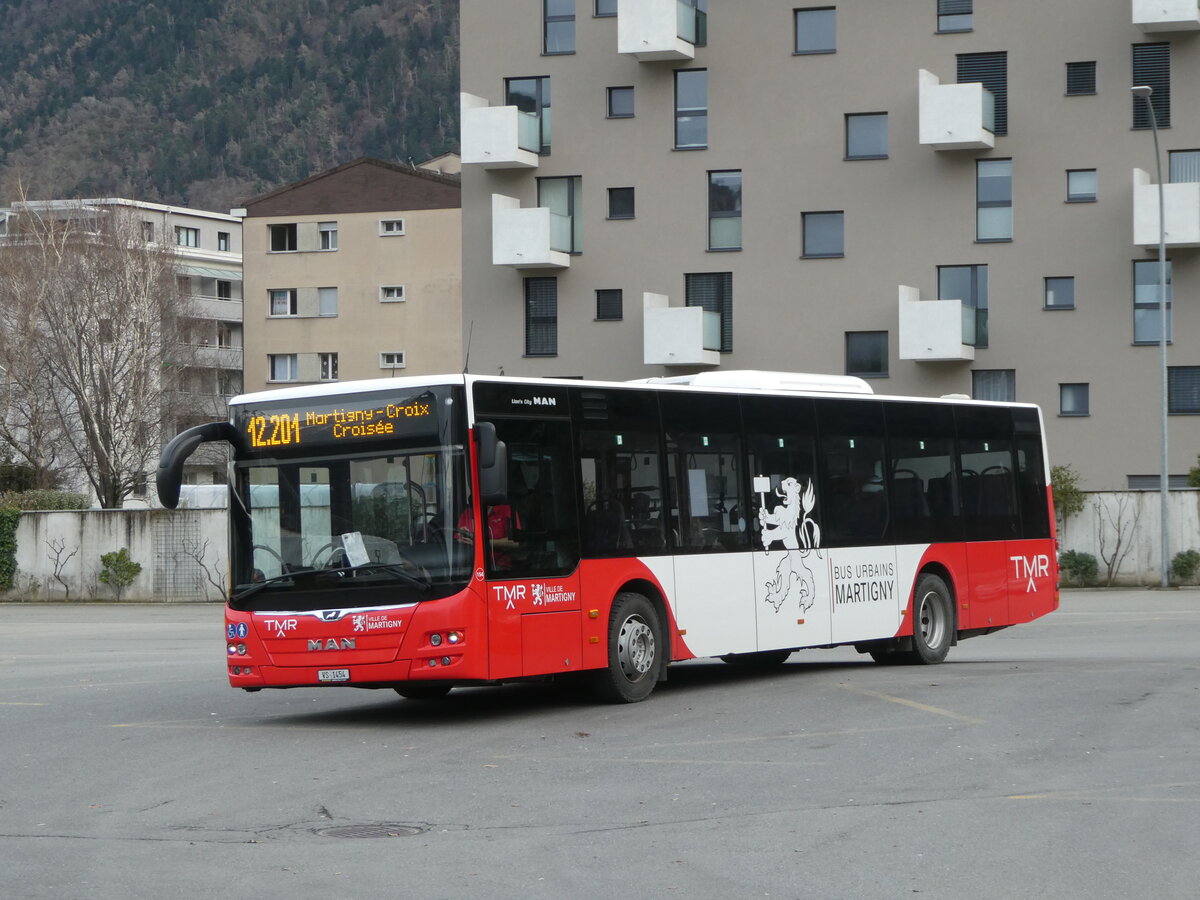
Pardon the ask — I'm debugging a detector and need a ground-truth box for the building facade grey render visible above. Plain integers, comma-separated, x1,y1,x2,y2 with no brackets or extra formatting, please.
460,0,1200,491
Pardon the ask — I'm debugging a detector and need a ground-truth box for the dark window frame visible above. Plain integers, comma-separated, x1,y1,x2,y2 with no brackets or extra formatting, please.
607,186,635,220
794,7,836,55
845,331,889,378
607,85,634,119
1044,276,1076,311
976,158,1013,242
1059,383,1089,417
685,271,733,353
674,69,708,150
937,0,973,33
543,0,576,55
595,288,623,321
1066,60,1097,96
708,169,742,251
802,210,845,258
1133,259,1173,346
1066,169,1097,203
845,112,888,160
524,277,559,357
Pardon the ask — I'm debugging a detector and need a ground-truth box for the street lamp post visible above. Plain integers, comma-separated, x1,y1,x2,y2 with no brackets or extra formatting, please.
1131,84,1170,589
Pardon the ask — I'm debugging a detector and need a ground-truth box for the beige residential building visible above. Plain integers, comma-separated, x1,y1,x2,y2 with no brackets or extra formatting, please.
460,0,1200,491
238,157,462,393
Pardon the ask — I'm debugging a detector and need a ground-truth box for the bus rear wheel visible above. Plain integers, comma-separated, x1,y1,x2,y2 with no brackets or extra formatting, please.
590,592,661,703
909,573,954,665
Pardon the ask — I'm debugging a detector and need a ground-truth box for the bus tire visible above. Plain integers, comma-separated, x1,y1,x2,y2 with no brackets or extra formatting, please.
720,649,792,667
910,573,954,665
591,592,661,703
394,685,452,700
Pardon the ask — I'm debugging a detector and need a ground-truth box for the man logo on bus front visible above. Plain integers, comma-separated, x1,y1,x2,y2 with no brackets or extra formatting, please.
757,476,821,613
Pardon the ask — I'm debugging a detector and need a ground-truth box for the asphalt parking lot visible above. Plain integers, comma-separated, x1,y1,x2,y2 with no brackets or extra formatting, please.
1,589,1198,900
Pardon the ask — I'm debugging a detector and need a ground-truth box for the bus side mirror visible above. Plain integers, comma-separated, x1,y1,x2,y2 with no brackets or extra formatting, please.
475,422,509,506
156,421,239,509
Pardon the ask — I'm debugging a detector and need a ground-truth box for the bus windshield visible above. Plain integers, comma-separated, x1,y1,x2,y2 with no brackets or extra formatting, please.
228,385,471,612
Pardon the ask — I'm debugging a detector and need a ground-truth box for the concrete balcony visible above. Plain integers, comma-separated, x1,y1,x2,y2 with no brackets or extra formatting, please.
918,69,996,151
193,345,244,370
460,93,539,169
1133,169,1200,248
897,286,975,362
618,0,701,61
1133,0,1200,31
491,194,570,269
191,296,244,321
643,293,720,367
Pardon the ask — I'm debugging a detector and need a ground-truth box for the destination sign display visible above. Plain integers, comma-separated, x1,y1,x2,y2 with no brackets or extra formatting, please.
236,390,438,451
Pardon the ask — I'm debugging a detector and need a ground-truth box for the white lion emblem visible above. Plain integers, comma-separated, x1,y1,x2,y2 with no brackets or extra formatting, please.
758,476,821,612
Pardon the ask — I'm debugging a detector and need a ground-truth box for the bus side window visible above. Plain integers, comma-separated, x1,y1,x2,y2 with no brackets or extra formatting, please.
885,402,960,544
662,392,748,553
573,388,667,557
742,394,819,549
817,400,890,547
1014,407,1051,539
955,406,1019,541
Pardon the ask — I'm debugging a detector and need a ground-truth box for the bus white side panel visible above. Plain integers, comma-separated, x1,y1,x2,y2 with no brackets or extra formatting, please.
669,553,758,657
826,546,903,645
752,547,833,651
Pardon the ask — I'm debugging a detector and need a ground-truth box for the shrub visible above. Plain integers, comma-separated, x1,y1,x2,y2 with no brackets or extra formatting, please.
98,549,142,601
1051,464,1085,526
0,490,89,510
0,508,19,590
1170,549,1200,585
1059,550,1098,587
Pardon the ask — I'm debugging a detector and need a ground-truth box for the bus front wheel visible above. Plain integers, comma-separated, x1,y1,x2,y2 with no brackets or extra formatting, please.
909,573,954,665
590,592,661,703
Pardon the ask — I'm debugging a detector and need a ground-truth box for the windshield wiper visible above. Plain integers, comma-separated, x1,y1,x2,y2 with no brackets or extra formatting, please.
320,563,432,592
231,571,301,602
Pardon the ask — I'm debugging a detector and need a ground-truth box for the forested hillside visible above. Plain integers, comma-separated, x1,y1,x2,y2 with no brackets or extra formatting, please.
0,0,458,212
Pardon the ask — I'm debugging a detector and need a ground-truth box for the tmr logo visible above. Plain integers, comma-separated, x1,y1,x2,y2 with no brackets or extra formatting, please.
1011,554,1051,592
308,638,356,651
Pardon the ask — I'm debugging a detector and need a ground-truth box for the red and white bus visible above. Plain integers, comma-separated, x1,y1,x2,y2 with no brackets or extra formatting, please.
156,371,1058,703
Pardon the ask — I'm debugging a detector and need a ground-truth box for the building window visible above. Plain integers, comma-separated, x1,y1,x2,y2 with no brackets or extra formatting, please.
846,331,888,378
507,76,552,154
845,113,888,160
269,223,297,252
544,0,575,54
320,353,339,382
1059,383,1089,417
794,7,835,54
141,221,155,242
958,51,1007,135
977,159,1012,241
319,221,338,250
1045,277,1076,310
685,272,732,353
268,354,298,383
380,351,407,370
217,231,231,251
1132,43,1170,129
607,86,634,118
379,219,406,235
1134,259,1172,345
525,277,558,356
1168,367,1200,414
595,0,616,16
1066,61,1096,96
175,226,199,247
607,187,635,219
972,370,1015,402
1169,150,1200,183
596,289,623,321
938,264,988,348
217,280,232,301
1066,169,1097,202
269,289,297,317
802,211,844,258
380,285,406,303
708,170,742,250
674,69,707,149
937,0,972,33
538,176,583,253
318,287,338,317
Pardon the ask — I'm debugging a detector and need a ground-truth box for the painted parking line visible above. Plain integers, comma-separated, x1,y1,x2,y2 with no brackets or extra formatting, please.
836,683,986,724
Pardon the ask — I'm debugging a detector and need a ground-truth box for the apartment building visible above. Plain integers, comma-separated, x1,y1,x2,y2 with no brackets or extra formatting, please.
237,157,462,393
460,0,1200,491
0,197,243,490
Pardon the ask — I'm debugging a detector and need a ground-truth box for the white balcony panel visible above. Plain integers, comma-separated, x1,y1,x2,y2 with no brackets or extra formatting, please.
1133,0,1200,31
460,93,538,169
918,69,995,151
618,0,696,61
898,286,975,362
643,293,719,367
192,297,244,321
1133,168,1200,248
193,346,243,370
492,194,570,269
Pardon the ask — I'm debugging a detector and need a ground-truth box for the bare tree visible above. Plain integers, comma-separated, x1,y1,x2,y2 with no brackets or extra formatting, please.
0,196,203,507
45,536,79,600
1095,494,1143,587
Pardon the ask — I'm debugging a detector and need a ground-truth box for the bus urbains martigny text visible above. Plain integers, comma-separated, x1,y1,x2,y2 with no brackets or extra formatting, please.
156,371,1058,703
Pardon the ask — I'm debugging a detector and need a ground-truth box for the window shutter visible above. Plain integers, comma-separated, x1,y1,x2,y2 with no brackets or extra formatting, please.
957,52,1007,135
1132,43,1170,128
524,277,558,356
938,0,972,15
595,289,623,321
685,272,733,352
1066,61,1096,96
1168,366,1200,414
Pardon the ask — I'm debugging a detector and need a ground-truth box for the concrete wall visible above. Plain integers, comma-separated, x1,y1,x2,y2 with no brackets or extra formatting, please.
5,509,227,602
